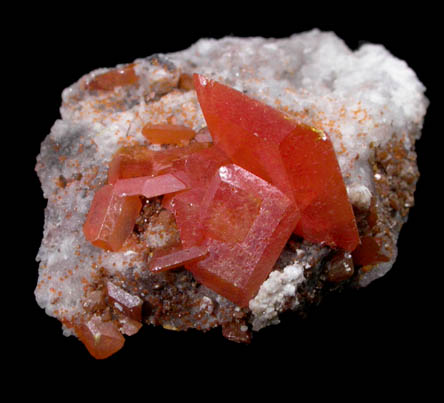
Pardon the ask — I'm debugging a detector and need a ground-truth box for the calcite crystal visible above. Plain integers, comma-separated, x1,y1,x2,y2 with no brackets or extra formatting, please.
35,30,428,358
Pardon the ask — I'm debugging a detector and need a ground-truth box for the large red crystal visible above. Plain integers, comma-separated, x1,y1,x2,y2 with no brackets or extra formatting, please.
185,164,300,307
193,74,359,251
82,184,142,251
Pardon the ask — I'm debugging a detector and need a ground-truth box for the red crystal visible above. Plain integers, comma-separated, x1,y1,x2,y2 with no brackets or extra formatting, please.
86,64,139,91
75,316,125,359
148,142,212,175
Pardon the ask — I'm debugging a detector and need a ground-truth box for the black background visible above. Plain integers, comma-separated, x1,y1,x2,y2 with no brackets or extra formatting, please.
14,3,439,394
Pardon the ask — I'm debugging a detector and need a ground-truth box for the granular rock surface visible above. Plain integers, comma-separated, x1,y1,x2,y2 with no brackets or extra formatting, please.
35,29,428,355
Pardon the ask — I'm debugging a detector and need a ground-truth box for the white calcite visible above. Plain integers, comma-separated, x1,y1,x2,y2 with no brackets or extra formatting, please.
249,262,306,331
36,30,428,337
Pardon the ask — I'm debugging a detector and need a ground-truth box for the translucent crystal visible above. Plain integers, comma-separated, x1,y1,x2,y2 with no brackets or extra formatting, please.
194,74,359,251
82,184,142,252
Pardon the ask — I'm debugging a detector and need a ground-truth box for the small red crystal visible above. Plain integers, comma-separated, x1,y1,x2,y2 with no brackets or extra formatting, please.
75,316,125,359
142,123,196,145
106,282,143,321
86,64,139,91
148,142,212,175
82,184,142,251
352,236,391,266
148,245,208,273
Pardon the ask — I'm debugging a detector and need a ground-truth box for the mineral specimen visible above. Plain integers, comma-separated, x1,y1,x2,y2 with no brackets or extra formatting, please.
35,30,428,358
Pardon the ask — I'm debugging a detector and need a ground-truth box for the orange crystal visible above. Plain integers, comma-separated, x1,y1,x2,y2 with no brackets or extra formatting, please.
75,316,125,359
107,146,154,184
142,123,196,145
86,64,139,91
